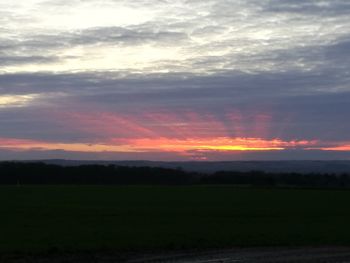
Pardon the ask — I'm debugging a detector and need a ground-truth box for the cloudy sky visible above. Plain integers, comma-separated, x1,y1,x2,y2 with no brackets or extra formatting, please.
1,0,350,160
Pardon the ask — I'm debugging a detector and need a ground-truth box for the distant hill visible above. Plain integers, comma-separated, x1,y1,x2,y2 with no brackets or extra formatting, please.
30,160,350,174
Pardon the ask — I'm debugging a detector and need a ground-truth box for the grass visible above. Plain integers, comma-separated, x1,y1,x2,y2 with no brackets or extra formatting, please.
0,185,350,253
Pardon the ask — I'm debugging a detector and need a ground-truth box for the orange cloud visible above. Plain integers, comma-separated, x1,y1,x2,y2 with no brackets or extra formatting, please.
0,138,137,153
316,145,350,151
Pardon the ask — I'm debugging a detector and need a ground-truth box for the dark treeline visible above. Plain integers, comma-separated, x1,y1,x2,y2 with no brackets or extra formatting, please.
0,162,195,185
1,162,350,188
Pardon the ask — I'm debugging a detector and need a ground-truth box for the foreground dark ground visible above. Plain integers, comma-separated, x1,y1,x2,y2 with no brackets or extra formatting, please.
1,186,350,261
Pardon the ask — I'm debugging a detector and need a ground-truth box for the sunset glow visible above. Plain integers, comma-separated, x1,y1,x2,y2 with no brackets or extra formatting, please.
0,0,349,160
0,136,330,155
126,137,315,152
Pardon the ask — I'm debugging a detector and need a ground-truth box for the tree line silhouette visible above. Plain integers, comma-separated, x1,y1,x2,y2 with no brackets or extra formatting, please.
1,162,350,188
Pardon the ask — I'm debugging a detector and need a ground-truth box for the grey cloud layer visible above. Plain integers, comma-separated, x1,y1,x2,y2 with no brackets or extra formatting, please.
0,55,59,66
2,27,188,51
0,69,349,142
1,0,350,73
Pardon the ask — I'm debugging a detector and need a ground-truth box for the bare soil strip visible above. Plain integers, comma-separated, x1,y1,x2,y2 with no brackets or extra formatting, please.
127,247,350,262
2,247,350,263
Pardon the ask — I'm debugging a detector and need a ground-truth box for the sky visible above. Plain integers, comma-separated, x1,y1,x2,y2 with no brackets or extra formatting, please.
0,0,350,161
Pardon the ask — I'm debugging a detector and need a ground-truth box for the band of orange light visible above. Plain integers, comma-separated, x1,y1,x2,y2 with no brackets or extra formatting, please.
0,137,321,153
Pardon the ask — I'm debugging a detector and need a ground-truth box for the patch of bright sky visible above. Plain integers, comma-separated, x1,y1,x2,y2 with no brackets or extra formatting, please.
0,94,39,108
1,0,155,30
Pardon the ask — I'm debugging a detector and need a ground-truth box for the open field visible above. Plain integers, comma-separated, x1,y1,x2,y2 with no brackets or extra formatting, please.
1,186,350,255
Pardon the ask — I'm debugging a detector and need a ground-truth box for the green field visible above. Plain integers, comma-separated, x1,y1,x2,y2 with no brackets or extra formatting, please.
1,186,350,253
